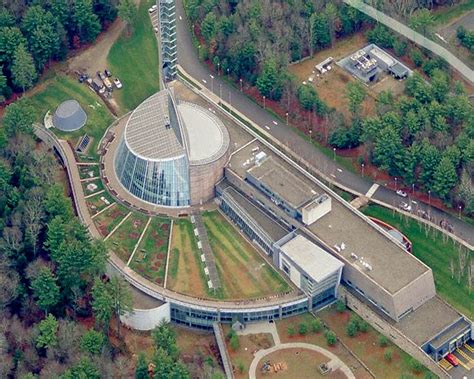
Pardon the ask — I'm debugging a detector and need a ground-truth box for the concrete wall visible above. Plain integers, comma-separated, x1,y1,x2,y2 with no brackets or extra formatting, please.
120,302,171,331
392,270,436,320
189,149,229,205
339,287,450,379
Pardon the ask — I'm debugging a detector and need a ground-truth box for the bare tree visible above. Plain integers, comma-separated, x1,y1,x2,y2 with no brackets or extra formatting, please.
467,262,473,294
23,188,45,255
457,247,468,284
0,261,19,310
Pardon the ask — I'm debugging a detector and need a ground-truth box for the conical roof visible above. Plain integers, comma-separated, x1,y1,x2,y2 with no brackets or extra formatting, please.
52,100,87,132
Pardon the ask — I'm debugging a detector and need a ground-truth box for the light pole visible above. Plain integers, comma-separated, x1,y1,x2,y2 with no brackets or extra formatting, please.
428,190,431,218
309,129,312,142
240,78,243,92
412,183,415,196
458,205,462,219
209,74,214,93
217,62,220,76
286,112,289,125
333,147,336,161
227,68,230,77
394,177,398,191
219,83,222,99
361,163,365,177
263,95,266,109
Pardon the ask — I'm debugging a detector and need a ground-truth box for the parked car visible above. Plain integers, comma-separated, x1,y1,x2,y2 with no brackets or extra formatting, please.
396,189,407,197
148,5,157,13
445,353,459,366
104,69,112,77
113,78,122,89
154,27,159,33
88,78,105,94
399,202,412,212
97,71,105,80
103,77,113,91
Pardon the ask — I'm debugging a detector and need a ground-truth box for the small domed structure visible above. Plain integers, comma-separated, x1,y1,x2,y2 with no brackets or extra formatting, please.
52,100,87,132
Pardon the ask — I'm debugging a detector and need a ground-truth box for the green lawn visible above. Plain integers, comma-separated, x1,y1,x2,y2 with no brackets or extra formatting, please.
433,0,474,26
107,0,160,113
203,210,291,300
362,205,473,319
86,191,114,216
130,217,171,286
93,203,130,237
28,74,113,161
78,165,100,179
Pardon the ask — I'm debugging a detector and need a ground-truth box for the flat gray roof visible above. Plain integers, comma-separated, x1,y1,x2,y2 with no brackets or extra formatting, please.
125,90,185,160
221,184,289,242
397,296,464,346
228,141,430,294
281,234,343,282
247,157,318,209
178,102,230,165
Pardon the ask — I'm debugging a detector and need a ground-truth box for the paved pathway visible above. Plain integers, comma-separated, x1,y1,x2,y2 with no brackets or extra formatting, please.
343,0,474,84
236,321,281,346
248,342,355,379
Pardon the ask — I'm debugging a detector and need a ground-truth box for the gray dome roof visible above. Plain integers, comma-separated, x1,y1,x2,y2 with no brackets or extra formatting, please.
53,100,87,132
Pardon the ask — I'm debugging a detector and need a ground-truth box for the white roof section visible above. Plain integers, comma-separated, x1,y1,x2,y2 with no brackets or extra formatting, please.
124,91,185,161
178,102,230,165
370,47,395,67
280,235,343,282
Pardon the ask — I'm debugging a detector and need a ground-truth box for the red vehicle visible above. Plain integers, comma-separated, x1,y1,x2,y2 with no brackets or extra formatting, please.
445,353,459,366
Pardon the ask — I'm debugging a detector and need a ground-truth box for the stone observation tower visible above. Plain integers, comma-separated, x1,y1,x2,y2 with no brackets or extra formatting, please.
158,0,177,81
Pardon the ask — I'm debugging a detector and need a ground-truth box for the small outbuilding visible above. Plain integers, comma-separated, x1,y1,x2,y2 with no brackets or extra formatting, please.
52,100,87,132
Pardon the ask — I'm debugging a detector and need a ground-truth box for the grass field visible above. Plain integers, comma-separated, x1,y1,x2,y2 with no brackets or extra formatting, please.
82,178,105,196
130,217,171,285
362,205,473,319
93,203,130,237
319,306,433,379
203,211,291,299
107,212,149,263
167,218,209,297
107,0,160,113
433,0,474,26
27,75,113,160
78,165,99,179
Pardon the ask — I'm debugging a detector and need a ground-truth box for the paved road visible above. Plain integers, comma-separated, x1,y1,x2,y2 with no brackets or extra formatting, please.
175,0,474,246
344,0,474,84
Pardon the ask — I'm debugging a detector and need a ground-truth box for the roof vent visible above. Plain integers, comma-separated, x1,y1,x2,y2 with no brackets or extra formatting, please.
164,116,171,129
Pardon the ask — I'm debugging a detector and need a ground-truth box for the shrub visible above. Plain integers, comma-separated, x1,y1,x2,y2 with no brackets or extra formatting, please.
409,49,424,67
335,300,346,313
325,330,337,346
236,359,245,374
409,358,424,374
229,334,240,351
378,335,389,347
384,348,393,362
310,318,322,333
287,325,296,336
80,330,105,355
298,322,308,335
226,329,236,341
358,320,369,333
394,40,407,57
367,24,395,48
346,320,358,337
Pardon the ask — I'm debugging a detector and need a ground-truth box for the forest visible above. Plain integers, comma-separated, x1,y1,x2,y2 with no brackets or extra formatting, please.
0,101,190,377
0,0,118,101
185,0,474,216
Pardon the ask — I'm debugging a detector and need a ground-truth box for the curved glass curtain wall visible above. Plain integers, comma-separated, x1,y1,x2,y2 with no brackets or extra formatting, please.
115,139,190,207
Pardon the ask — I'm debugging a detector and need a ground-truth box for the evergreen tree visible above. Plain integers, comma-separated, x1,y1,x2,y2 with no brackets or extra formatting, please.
36,314,58,349
201,12,217,42
92,279,113,333
117,0,137,36
135,353,149,379
11,43,37,93
73,0,101,43
0,27,27,69
433,156,457,200
346,81,366,118
80,329,105,355
2,99,35,137
310,13,331,51
108,276,133,339
30,267,60,314
21,6,61,70
256,58,283,100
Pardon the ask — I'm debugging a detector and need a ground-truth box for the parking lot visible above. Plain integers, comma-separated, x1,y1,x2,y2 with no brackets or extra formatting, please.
439,342,474,378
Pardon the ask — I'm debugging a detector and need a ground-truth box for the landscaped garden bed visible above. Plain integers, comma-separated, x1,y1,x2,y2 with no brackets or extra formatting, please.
106,212,149,263
93,203,130,237
130,217,171,286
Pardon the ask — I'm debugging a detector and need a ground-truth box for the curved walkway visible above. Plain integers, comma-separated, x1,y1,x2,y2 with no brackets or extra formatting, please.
343,0,474,84
248,343,355,379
